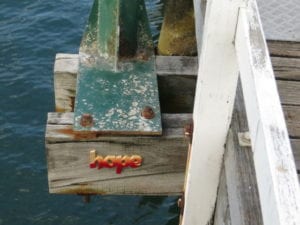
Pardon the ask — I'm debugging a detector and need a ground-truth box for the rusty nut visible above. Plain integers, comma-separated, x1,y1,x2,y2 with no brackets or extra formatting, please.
141,106,155,119
80,114,93,127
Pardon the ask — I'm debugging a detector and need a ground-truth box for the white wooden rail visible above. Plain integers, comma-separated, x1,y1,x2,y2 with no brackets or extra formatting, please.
235,1,300,224
182,0,300,224
183,0,242,224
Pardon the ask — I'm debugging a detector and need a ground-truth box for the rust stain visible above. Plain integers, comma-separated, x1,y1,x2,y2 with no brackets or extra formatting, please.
57,185,106,195
56,127,161,140
57,128,103,140
55,107,66,113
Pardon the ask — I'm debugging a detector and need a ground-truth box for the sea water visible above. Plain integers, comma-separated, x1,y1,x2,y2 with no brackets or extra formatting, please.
0,0,179,224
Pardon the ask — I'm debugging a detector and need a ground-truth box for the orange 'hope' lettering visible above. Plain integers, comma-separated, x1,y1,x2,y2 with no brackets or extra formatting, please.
89,150,142,174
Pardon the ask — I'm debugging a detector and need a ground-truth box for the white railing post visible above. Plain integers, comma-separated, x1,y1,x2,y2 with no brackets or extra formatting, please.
183,0,300,224
182,0,244,224
235,1,300,224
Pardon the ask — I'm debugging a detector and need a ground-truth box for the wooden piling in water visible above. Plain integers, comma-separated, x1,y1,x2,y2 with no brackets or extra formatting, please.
158,0,197,56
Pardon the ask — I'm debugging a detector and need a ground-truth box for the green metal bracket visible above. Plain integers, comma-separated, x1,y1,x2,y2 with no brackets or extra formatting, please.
73,0,162,135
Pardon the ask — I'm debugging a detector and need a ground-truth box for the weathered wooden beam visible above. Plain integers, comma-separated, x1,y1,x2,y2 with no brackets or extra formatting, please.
53,54,300,114
46,113,191,195
271,57,300,81
54,54,78,112
50,59,300,198
235,1,300,224
53,54,198,113
213,166,231,225
277,81,300,106
267,41,300,58
181,0,243,224
284,105,300,138
214,84,263,225
291,139,300,171
53,53,300,146
156,56,198,76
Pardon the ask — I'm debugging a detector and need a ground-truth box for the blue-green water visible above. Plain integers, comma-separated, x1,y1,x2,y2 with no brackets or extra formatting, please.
0,1,179,224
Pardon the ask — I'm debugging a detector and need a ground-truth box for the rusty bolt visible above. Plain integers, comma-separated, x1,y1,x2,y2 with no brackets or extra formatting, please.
184,123,194,143
184,123,193,137
141,106,155,119
177,197,184,209
80,114,93,127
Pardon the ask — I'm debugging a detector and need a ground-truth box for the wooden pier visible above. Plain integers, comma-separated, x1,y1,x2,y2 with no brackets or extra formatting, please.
45,0,300,224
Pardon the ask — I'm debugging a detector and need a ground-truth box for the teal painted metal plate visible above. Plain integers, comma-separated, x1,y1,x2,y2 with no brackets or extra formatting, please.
74,0,162,135
74,60,162,135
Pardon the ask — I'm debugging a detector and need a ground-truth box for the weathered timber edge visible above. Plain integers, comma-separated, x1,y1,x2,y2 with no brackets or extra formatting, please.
46,113,191,195
53,53,300,171
54,52,300,114
214,83,264,225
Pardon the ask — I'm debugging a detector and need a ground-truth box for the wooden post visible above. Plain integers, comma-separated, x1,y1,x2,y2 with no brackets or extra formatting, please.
235,1,300,224
158,0,197,56
181,0,243,224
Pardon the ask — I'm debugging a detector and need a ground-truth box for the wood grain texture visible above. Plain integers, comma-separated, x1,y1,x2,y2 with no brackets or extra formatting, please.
52,54,300,164
213,166,231,225
222,84,263,225
156,56,198,75
284,106,300,138
54,54,299,114
224,130,263,225
268,41,300,58
54,54,78,112
235,2,300,224
291,139,300,172
277,81,300,106
271,57,300,81
46,113,191,195
215,85,300,225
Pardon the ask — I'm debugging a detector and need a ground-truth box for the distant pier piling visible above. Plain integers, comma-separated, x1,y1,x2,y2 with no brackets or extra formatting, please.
158,0,197,56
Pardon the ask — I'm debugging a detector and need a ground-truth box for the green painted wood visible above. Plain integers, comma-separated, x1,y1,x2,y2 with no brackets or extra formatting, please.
74,0,162,135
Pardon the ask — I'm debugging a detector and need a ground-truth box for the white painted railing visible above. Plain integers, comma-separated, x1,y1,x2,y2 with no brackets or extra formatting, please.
182,0,300,224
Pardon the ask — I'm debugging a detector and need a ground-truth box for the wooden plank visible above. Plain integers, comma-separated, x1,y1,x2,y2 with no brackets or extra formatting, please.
284,105,300,138
235,2,300,224
46,113,191,195
54,54,78,112
277,80,300,106
224,130,263,225
156,56,198,76
54,54,300,113
267,41,300,58
181,0,243,224
54,54,198,113
271,57,300,81
214,86,299,225
219,84,263,225
291,139,300,172
213,166,231,225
